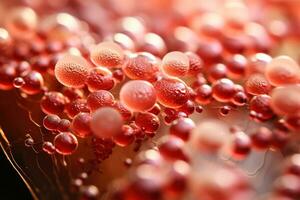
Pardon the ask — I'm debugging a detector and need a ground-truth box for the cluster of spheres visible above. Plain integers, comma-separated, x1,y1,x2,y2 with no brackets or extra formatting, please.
0,0,300,199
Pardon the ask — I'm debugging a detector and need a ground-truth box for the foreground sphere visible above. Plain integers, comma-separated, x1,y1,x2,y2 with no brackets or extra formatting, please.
90,107,123,138
120,80,156,112
54,54,91,88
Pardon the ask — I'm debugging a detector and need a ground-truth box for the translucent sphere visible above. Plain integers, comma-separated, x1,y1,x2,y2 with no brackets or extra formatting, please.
271,85,300,116
162,51,189,77
90,107,123,138
120,80,156,112
54,132,78,155
265,56,300,86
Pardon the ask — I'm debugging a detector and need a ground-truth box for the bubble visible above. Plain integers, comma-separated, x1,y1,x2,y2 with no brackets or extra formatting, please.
265,56,300,86
54,54,91,88
245,74,271,95
170,118,195,141
90,107,123,138
54,132,78,155
21,71,44,95
71,112,92,138
5,7,37,39
40,92,66,115
87,90,115,112
271,85,300,116
154,77,189,108
135,112,160,133
212,78,235,102
86,67,115,92
190,119,229,152
43,114,61,131
120,80,156,112
122,52,159,81
90,41,124,68
162,51,189,77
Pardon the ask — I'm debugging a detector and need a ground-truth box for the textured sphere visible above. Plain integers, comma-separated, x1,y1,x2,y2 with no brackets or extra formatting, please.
265,56,300,86
245,74,271,95
154,77,189,108
54,54,91,88
87,90,115,112
90,41,124,68
120,80,156,112
162,51,189,77
90,107,123,138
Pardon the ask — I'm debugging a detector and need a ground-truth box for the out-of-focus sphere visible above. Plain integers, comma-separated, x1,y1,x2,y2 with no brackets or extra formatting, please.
271,85,300,116
54,54,91,88
162,51,190,77
39,13,81,40
265,56,300,86
0,28,11,48
90,107,123,138
120,80,156,112
90,41,124,68
190,119,229,152
5,7,37,39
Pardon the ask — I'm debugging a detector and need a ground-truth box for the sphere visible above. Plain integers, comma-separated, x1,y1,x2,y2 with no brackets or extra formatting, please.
43,114,61,131
162,51,189,77
170,118,195,141
21,71,44,95
265,56,300,86
190,119,228,152
122,52,159,81
86,67,115,92
120,80,156,112
71,112,92,138
90,107,123,138
40,92,66,115
135,112,160,133
87,90,115,112
54,132,78,155
271,85,300,116
154,77,189,108
90,41,124,68
54,54,91,88
245,74,271,95
212,78,235,102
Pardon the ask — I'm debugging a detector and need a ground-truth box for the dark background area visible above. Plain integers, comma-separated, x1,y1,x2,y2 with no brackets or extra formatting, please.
0,151,33,200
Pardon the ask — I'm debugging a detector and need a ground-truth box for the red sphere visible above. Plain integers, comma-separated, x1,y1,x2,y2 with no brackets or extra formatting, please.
65,99,90,119
87,90,115,112
21,71,44,95
43,114,61,131
154,77,189,108
54,132,78,155
40,92,66,115
250,94,274,121
71,112,92,138
86,67,115,92
170,118,195,141
135,112,160,133
212,78,235,102
122,52,159,81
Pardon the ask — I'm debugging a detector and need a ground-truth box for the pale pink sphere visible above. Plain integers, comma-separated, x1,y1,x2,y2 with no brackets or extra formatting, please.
265,56,300,86
55,54,91,88
90,107,123,138
120,80,156,112
162,51,190,77
90,41,124,68
271,85,300,116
